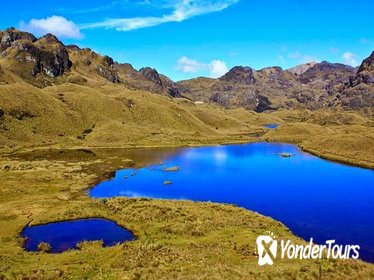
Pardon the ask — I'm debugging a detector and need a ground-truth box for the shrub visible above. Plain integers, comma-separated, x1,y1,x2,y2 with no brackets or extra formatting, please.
37,242,51,253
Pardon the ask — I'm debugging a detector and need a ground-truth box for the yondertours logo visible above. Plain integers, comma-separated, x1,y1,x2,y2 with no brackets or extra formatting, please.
256,232,278,266
255,232,360,266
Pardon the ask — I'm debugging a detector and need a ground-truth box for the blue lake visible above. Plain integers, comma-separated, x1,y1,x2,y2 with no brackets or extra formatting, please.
89,142,374,263
22,218,135,253
264,124,279,129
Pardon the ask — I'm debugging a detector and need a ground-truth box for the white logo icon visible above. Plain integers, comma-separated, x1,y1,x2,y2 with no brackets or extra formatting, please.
256,233,278,266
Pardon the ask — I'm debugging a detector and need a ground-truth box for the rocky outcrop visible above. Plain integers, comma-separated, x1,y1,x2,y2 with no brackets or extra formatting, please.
114,63,179,96
34,34,71,77
338,52,374,116
255,95,272,113
298,61,355,84
259,66,283,76
159,74,181,97
350,51,374,85
219,66,256,84
0,27,37,52
256,66,296,89
0,30,71,80
97,56,119,83
66,46,119,83
140,67,163,86
96,65,119,83
287,62,317,76
358,51,374,73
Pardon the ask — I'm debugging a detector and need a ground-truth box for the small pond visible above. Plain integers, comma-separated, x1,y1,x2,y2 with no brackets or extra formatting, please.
22,218,135,253
264,124,279,129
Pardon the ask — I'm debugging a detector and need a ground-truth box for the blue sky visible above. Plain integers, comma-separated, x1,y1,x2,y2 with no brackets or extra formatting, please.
1,0,373,81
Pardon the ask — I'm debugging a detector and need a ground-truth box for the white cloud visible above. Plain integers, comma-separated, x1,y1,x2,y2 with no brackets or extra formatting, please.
209,60,228,78
81,0,239,31
176,56,228,78
288,51,318,64
176,56,207,73
342,52,358,66
20,16,82,39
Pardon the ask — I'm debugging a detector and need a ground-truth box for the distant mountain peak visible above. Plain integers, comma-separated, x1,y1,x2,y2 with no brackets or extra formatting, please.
219,66,256,84
293,61,355,85
0,27,37,52
357,51,374,74
349,51,374,86
315,61,355,71
37,33,62,44
139,67,163,86
287,62,317,76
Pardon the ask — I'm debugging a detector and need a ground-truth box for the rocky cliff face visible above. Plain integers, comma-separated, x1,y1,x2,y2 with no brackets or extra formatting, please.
114,64,179,95
339,52,374,115
358,51,374,73
140,67,163,86
97,56,120,83
0,27,37,52
33,34,72,77
0,29,72,84
297,61,355,85
351,51,374,85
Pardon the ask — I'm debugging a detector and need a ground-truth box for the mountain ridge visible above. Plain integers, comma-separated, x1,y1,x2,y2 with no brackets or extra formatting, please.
0,27,373,116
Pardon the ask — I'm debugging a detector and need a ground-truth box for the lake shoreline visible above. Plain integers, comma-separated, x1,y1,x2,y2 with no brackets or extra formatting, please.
5,136,374,170
87,142,374,263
